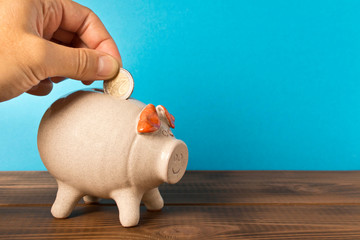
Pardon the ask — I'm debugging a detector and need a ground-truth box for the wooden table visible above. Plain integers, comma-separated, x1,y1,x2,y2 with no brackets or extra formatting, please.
2,171,360,239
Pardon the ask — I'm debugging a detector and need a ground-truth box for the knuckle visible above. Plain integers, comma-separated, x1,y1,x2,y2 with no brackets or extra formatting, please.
41,0,62,25
75,49,90,79
18,64,41,89
18,37,49,83
20,63,42,88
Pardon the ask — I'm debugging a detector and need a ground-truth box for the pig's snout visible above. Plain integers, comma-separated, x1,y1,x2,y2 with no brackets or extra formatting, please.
165,140,188,184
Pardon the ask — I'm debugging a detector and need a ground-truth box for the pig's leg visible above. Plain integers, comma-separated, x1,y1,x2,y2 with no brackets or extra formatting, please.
83,195,100,204
142,188,164,211
112,189,142,227
51,181,84,218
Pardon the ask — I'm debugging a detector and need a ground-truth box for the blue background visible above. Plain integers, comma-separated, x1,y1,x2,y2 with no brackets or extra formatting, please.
2,0,360,170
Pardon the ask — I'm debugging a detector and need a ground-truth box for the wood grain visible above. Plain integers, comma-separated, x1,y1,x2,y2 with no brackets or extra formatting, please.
2,171,360,239
2,205,360,239
2,171,360,205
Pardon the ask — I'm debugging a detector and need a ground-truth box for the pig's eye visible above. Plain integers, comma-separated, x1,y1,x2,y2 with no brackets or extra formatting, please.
161,129,169,137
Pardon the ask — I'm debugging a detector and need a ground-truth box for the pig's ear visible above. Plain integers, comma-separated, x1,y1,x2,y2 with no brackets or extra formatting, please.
137,104,161,133
156,105,175,129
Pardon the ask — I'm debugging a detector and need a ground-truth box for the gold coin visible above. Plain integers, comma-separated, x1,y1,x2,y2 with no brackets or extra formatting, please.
103,68,134,99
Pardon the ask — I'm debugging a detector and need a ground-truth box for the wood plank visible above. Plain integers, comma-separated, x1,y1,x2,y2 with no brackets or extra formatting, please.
0,172,56,206
1,205,360,239
2,171,360,205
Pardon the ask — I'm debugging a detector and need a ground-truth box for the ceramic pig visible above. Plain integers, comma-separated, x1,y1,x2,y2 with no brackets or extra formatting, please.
37,89,188,227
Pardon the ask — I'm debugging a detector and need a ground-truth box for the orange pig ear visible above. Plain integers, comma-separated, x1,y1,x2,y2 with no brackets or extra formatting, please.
157,105,175,129
137,104,161,133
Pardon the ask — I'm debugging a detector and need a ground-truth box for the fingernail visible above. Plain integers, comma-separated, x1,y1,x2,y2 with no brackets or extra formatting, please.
97,55,119,78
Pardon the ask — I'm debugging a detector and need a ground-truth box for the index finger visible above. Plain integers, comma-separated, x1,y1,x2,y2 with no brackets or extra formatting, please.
59,0,122,63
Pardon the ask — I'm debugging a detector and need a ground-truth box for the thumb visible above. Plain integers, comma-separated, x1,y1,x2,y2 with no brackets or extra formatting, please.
44,41,120,81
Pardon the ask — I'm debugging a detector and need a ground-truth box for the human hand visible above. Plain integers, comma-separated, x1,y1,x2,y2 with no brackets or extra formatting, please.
0,0,121,102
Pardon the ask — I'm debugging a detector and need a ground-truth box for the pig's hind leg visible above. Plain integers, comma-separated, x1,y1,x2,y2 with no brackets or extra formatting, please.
51,181,84,218
83,195,100,204
142,188,164,211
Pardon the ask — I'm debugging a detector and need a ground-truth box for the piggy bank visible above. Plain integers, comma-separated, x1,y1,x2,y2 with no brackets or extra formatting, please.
37,89,188,227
